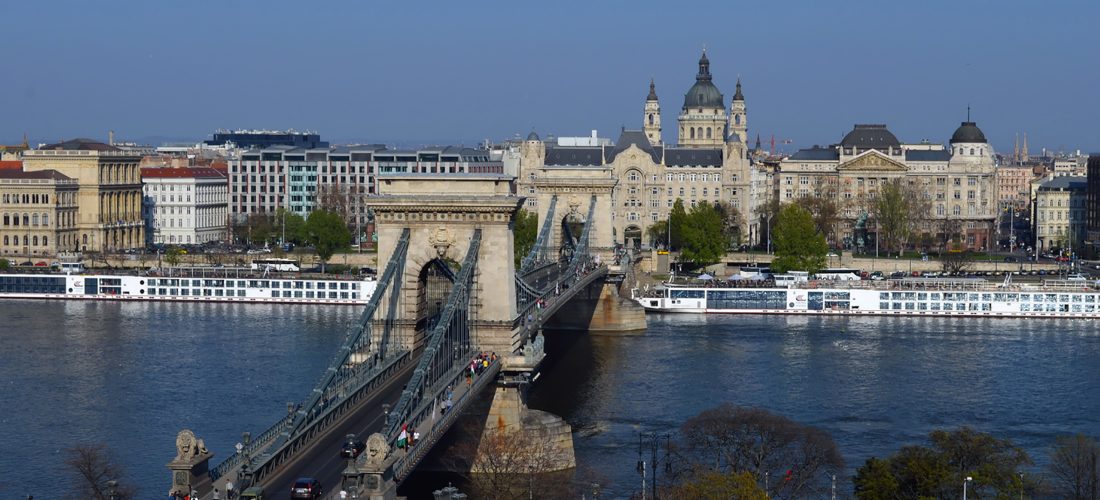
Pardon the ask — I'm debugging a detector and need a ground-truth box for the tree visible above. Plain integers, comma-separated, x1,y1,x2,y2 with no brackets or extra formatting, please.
164,247,184,267
680,201,727,266
873,179,931,255
1048,434,1100,500
274,207,307,245
306,209,351,273
647,220,670,250
668,198,688,251
673,404,844,499
714,201,744,249
0,258,8,270
753,197,782,250
853,427,1031,500
771,204,828,274
440,419,574,500
513,209,538,267
794,194,840,247
666,470,767,500
66,443,136,500
244,213,276,246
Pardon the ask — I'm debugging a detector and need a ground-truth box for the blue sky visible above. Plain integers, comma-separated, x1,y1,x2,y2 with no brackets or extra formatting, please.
2,0,1097,155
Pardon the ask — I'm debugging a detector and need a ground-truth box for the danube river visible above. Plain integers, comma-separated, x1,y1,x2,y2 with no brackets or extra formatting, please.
3,300,1100,498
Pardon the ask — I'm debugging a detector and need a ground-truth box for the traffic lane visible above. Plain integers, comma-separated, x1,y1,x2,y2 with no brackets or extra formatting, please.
262,362,415,498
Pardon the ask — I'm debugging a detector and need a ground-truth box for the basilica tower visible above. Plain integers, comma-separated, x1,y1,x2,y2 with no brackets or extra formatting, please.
643,79,662,146
728,78,747,143
678,49,728,148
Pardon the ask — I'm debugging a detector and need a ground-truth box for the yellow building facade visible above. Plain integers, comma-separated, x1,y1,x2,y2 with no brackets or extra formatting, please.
22,139,144,252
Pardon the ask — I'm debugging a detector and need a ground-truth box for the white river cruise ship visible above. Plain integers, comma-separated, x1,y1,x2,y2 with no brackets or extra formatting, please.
634,277,1100,319
0,267,377,305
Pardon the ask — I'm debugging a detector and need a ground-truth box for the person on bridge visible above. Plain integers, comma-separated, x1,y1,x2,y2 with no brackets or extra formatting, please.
398,424,409,450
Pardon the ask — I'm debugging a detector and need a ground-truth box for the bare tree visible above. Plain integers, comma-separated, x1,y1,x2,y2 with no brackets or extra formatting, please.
66,443,136,500
794,194,840,247
1048,434,1100,500
441,418,574,500
873,179,931,255
673,404,843,500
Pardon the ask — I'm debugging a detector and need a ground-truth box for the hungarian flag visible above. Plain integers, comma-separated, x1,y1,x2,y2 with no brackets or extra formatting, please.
398,425,409,449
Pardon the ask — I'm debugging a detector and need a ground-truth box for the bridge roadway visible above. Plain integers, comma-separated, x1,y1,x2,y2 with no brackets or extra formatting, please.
259,359,416,498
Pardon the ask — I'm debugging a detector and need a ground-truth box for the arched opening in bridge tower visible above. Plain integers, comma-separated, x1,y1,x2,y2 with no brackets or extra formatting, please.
560,212,586,262
416,258,455,334
624,225,642,251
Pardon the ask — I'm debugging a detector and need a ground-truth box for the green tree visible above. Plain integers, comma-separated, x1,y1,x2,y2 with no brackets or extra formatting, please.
306,209,351,273
274,207,308,244
647,220,670,250
667,470,767,500
245,213,276,246
163,247,184,267
771,204,828,274
669,198,687,251
714,201,744,249
873,179,931,255
853,427,1031,500
513,208,538,267
0,258,9,270
680,201,726,265
852,457,900,500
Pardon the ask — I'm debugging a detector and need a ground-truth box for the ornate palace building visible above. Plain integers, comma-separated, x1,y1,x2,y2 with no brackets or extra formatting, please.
779,122,998,251
22,139,145,252
518,50,755,249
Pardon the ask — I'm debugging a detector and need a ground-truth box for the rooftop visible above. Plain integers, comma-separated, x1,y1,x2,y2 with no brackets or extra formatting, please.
1038,176,1087,191
141,166,227,179
0,169,73,181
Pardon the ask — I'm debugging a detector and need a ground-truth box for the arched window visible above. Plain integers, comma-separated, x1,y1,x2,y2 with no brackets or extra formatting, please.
43,194,48,204
735,114,741,125
648,114,654,126
42,236,47,246
2,214,7,226
23,235,28,246
22,214,29,226
690,128,695,139
2,235,7,245
42,214,48,226
82,234,88,245
706,127,712,139
969,148,975,155
33,236,38,246
32,214,39,226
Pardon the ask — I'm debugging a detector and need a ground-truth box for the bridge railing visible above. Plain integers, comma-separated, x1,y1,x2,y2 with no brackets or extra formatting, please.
519,194,557,274
390,355,501,482
209,229,412,483
384,229,481,445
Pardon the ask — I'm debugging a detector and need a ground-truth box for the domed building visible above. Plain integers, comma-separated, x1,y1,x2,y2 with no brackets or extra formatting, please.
778,121,998,251
516,51,755,251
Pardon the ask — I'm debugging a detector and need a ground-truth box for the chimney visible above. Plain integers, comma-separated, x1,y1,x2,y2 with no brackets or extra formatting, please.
109,130,115,146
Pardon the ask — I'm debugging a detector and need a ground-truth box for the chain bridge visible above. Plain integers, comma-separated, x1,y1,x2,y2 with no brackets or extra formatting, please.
167,174,645,499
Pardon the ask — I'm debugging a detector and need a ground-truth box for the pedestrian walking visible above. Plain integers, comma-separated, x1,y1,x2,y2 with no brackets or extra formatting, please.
340,490,348,499
213,488,221,500
225,481,234,500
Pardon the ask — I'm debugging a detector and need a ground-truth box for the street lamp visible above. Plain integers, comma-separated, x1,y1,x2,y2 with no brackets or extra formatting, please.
963,476,973,500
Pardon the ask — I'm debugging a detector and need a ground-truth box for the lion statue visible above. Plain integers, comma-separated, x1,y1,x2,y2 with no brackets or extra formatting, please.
175,429,208,461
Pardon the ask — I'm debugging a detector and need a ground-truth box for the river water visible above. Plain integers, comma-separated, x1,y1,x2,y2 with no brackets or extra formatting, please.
2,301,1099,498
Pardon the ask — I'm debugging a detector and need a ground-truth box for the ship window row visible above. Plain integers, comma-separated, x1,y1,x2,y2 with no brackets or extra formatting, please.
0,276,65,294
706,290,787,310
880,291,1095,303
147,279,358,290
147,288,357,299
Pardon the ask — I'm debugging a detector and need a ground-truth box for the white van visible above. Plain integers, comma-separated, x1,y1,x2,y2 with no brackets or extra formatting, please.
59,262,85,274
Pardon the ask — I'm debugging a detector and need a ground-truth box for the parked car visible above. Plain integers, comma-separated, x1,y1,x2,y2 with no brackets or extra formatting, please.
1003,256,1018,263
1066,274,1088,281
290,477,322,499
889,271,906,279
341,434,366,458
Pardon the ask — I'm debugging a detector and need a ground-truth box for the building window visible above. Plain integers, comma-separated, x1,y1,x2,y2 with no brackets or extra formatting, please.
628,171,639,182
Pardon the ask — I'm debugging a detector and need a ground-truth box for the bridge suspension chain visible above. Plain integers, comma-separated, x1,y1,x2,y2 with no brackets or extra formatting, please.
384,229,481,442
519,194,557,274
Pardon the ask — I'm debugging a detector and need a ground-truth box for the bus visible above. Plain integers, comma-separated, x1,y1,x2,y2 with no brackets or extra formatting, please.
250,258,300,272
813,268,862,281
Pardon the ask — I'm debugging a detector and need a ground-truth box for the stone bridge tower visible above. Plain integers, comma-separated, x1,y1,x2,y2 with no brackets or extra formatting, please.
367,174,525,354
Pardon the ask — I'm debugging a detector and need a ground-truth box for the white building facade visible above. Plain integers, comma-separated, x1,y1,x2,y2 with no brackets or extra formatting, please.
141,166,228,245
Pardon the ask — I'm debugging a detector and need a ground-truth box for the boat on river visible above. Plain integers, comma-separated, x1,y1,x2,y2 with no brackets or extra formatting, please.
0,267,376,305
633,277,1100,319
